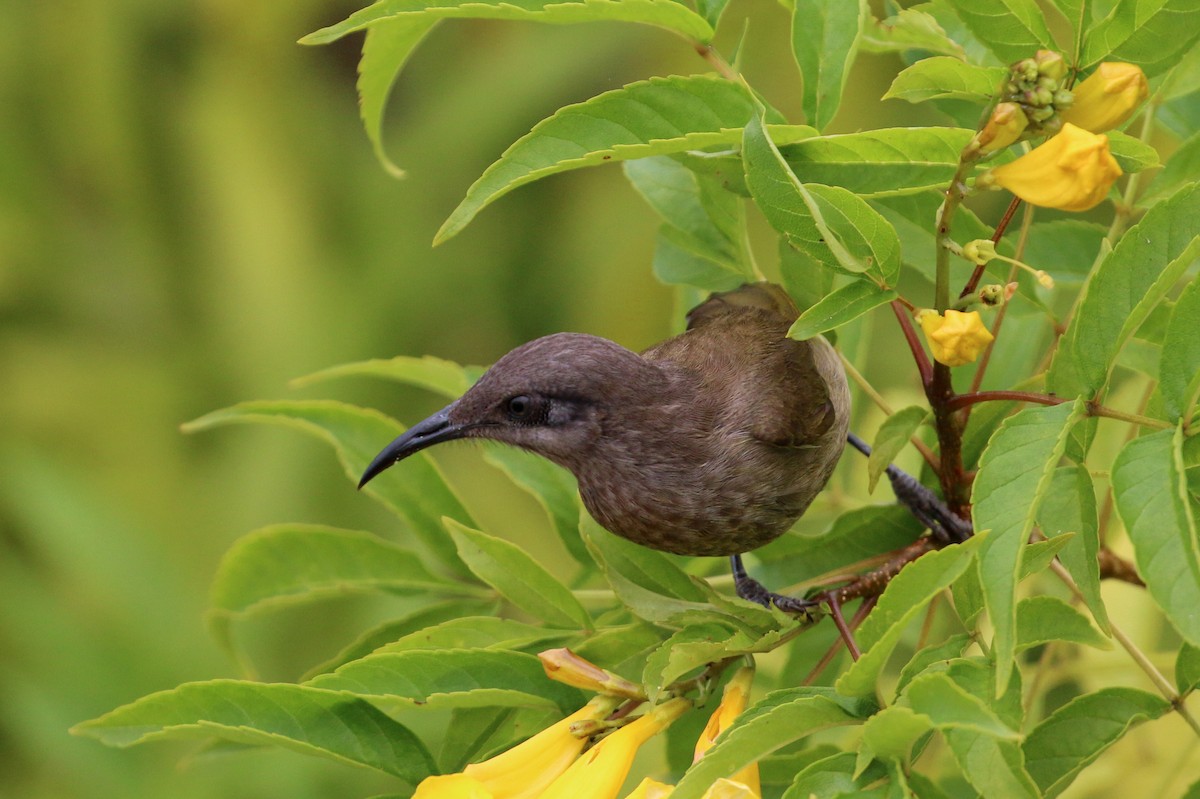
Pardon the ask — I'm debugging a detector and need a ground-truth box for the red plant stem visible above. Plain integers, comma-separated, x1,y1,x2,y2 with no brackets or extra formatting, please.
945,390,1066,413
892,300,932,386
961,197,1023,297
826,593,862,661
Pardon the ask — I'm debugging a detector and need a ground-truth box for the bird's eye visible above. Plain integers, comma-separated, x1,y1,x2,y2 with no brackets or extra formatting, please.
507,395,532,419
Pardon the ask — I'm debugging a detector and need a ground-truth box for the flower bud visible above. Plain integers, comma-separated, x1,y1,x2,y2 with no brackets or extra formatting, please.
694,667,759,795
540,698,692,799
968,103,1028,156
917,309,995,367
962,239,997,265
539,649,646,699
976,123,1122,212
1034,270,1055,289
979,284,1006,306
1034,50,1067,82
1061,62,1149,133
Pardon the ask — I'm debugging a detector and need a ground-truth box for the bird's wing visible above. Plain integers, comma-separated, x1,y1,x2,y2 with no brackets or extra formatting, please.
684,282,799,331
749,337,838,448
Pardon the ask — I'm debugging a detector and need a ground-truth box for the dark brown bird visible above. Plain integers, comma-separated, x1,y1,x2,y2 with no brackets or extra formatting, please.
359,283,850,605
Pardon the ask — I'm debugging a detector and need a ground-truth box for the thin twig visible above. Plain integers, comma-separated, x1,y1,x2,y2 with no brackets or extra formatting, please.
826,593,862,660
840,353,941,471
961,196,1023,297
892,301,932,386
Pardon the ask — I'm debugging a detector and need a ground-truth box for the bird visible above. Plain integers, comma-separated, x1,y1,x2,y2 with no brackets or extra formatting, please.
359,283,851,611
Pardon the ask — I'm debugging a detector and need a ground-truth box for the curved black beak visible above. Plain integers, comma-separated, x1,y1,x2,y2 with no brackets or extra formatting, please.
358,404,466,489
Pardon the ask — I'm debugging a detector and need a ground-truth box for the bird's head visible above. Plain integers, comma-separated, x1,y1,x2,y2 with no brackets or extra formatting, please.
358,333,660,488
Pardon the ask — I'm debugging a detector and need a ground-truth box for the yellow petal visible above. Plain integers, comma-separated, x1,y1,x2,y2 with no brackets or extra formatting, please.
970,102,1029,156
1061,62,1148,133
699,778,759,799
919,310,994,367
623,778,675,799
693,667,759,795
980,124,1121,212
463,696,619,799
539,648,646,699
413,774,495,799
540,698,692,799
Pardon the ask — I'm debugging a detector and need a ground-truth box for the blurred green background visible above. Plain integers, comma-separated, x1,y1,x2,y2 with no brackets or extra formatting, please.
4,2,1194,797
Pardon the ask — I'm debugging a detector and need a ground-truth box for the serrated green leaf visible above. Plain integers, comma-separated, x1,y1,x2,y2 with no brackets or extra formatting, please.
444,518,592,630
894,633,974,696
1106,130,1161,174
182,401,472,576
580,513,709,601
1082,0,1200,77
1142,135,1200,207
355,18,436,177
481,444,588,564
436,76,810,243
292,355,473,398
672,691,866,799
903,671,1020,739
302,0,713,45
860,8,967,58
1050,181,1200,397
1015,595,1110,651
303,600,498,679
943,0,1055,63
1023,687,1170,797
1159,278,1200,422
1018,533,1074,579
862,705,933,759
745,114,901,285
1177,643,1200,694
972,399,1084,695
952,555,986,628
643,623,790,700
308,648,584,713
787,280,898,340
836,535,983,697
1037,465,1109,632
1112,426,1200,645
884,57,1005,103
372,616,574,655
782,751,889,798
72,681,435,781
867,406,928,493
791,0,867,130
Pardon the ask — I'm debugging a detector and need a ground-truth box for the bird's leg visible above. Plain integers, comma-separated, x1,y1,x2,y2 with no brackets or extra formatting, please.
845,433,973,544
730,554,818,617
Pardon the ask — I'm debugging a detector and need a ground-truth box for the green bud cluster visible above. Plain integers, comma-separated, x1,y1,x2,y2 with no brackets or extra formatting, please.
1000,50,1073,136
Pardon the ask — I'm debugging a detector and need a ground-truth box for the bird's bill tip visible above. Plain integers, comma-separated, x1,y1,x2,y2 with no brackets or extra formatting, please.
357,405,461,490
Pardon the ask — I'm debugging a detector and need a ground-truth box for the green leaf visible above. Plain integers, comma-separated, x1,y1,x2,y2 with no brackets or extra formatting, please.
861,705,933,759
651,225,748,292
894,633,974,696
580,513,709,602
1018,534,1074,579
1112,426,1200,646
782,751,888,798
292,355,473,398
308,648,583,713
481,444,588,565
972,399,1085,696
1050,179,1200,397
302,0,713,45
182,401,472,577
435,76,810,243
1159,277,1200,422
787,280,898,340
1082,0,1200,77
1015,595,1110,651
902,671,1020,739
641,623,790,700
744,115,901,285
867,406,928,493
1142,134,1200,207
372,616,574,655
1106,130,1162,173
1023,687,1170,797
1177,642,1200,694
355,18,437,177
444,518,592,630
672,691,868,799
72,681,435,781
1037,465,1109,632
790,0,868,130
943,0,1055,63
884,58,1006,103
783,127,975,197
952,556,986,628
860,8,968,58
836,535,983,697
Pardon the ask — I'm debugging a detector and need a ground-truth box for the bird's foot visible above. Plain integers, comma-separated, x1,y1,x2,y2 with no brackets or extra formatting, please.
730,555,819,618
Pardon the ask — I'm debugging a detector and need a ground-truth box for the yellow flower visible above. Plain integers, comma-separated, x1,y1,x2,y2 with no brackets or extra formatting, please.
410,696,620,799
414,774,495,799
539,648,646,700
968,102,1029,157
700,779,759,799
918,310,995,367
624,778,675,798
976,123,1121,211
694,667,759,796
540,698,692,799
1061,62,1148,133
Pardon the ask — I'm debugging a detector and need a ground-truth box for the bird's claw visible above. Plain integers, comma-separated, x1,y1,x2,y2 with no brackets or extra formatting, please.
730,555,819,619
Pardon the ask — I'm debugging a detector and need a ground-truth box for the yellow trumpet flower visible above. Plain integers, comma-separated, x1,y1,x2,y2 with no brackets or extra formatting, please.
623,778,675,798
693,666,759,795
411,695,620,799
539,648,646,700
701,779,759,799
968,102,1029,157
976,123,1121,212
917,310,995,367
1061,62,1148,133
540,698,692,799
